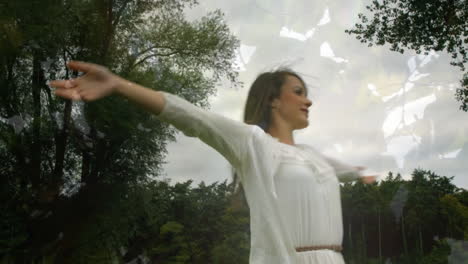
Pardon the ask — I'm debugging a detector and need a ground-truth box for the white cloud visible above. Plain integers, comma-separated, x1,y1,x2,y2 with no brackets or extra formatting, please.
382,94,437,138
382,135,421,168
382,82,415,102
408,70,430,82
367,83,380,96
317,8,330,26
408,56,417,73
320,42,348,63
418,50,440,68
334,143,344,153
279,27,315,42
232,44,257,71
439,148,462,159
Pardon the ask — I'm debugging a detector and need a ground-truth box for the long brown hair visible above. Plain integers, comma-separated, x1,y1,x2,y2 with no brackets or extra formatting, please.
230,68,307,206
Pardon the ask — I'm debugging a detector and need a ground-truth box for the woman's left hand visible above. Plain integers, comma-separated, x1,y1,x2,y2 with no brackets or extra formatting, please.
360,175,377,184
50,61,120,101
355,166,377,184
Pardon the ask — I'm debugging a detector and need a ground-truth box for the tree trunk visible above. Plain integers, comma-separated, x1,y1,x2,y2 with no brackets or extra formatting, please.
31,54,43,189
52,62,73,199
378,208,382,264
348,222,353,252
401,213,408,256
99,0,115,64
361,221,367,262
81,150,91,183
419,227,423,255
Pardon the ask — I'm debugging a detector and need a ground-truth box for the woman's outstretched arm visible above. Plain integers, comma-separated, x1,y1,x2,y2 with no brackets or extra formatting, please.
325,156,377,184
51,61,166,115
51,61,254,169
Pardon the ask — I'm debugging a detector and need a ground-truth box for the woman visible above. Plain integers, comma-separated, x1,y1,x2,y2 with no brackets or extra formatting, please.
51,61,376,264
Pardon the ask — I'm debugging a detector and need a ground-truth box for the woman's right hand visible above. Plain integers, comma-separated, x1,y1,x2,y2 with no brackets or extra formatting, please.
50,61,121,101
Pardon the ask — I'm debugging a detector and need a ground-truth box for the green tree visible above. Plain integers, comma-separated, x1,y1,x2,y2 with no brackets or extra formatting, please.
380,172,407,258
212,186,250,264
419,239,451,264
341,170,467,264
0,0,239,262
120,180,248,264
405,169,458,255
341,178,377,262
345,0,468,111
440,194,468,240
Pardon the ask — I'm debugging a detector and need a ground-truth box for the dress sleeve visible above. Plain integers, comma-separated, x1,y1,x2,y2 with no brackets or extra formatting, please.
155,91,254,170
324,155,362,183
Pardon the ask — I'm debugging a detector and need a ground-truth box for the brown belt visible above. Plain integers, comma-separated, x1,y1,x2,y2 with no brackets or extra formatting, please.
295,245,342,252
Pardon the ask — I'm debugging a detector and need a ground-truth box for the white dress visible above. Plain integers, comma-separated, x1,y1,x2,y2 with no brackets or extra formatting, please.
157,92,362,263
274,142,346,264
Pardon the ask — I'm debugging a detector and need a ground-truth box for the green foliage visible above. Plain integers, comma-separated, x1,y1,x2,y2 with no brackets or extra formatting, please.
152,221,190,263
342,169,468,264
121,180,250,264
440,194,468,239
0,0,239,262
419,241,450,264
345,0,468,111
211,189,250,264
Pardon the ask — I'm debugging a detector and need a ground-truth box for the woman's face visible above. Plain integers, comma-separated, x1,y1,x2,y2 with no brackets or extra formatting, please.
271,75,313,130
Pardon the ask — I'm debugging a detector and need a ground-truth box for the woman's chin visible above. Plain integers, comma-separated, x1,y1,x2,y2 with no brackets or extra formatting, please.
296,121,309,130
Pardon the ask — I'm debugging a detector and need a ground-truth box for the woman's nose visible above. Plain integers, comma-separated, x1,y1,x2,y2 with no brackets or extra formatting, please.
305,99,312,108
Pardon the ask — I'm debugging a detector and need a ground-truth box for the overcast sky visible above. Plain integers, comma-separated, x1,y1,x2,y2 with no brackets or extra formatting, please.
160,0,467,189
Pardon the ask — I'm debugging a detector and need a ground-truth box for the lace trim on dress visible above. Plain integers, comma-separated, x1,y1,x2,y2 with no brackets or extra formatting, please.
275,143,336,183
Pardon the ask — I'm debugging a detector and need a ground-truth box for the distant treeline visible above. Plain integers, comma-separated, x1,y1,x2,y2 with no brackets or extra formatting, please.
341,169,468,264
2,169,467,263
